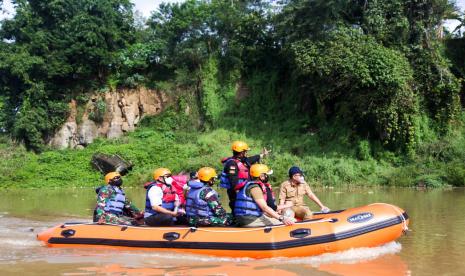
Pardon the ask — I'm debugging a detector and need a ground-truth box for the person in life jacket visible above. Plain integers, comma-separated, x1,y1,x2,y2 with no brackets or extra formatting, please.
220,140,271,211
234,164,295,227
183,171,199,201
278,166,330,221
144,168,187,226
185,167,233,227
94,172,143,226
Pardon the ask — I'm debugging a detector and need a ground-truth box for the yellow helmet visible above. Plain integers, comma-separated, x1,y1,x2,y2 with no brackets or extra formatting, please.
153,168,172,180
104,172,121,184
198,167,217,182
231,140,250,152
250,164,273,178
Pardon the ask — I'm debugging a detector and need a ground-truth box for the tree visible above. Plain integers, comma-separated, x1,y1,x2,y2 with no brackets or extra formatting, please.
0,0,136,151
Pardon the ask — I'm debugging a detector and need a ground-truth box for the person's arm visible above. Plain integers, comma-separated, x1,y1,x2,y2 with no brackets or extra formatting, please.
305,184,329,212
247,155,261,164
203,188,227,217
182,184,189,202
250,186,294,226
123,194,140,217
278,182,287,206
149,186,177,216
249,148,271,162
153,205,177,216
95,186,110,218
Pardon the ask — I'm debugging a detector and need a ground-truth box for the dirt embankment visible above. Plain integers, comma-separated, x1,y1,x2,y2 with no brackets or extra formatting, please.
49,88,168,149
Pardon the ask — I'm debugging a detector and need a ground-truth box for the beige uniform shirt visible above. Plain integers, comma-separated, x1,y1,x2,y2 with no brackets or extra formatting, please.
279,180,312,207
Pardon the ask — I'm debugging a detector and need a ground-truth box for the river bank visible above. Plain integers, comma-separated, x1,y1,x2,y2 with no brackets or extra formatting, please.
1,110,464,189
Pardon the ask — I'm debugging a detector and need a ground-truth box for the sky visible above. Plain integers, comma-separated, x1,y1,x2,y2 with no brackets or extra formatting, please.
0,0,185,20
132,0,185,18
1,0,464,30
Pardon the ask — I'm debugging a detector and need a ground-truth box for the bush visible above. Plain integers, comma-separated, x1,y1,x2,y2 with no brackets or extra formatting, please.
356,140,372,161
445,162,465,187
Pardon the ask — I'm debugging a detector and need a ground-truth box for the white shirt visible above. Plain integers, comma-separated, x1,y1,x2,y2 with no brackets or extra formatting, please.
147,185,180,207
148,185,164,207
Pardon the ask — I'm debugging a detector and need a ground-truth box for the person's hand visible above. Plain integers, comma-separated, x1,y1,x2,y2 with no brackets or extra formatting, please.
321,206,330,213
132,218,145,226
177,208,186,215
282,216,294,226
171,210,180,217
134,212,144,220
261,147,271,158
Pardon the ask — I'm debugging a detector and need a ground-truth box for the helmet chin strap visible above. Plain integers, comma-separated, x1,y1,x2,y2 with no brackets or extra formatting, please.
163,175,173,185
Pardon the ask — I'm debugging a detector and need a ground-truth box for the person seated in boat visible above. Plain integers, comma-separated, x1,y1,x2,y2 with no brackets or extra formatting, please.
220,141,271,211
234,164,295,227
144,168,187,226
278,166,330,221
185,167,233,227
94,172,144,226
183,171,200,199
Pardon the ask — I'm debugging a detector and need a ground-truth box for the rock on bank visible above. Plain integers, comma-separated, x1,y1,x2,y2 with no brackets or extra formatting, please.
49,88,168,149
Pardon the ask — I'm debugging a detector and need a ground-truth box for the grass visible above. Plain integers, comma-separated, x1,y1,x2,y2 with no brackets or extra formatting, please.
0,108,464,189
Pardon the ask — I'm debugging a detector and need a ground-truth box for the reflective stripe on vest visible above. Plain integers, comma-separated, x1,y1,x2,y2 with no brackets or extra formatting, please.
103,185,126,215
185,182,215,218
234,181,267,217
144,182,176,217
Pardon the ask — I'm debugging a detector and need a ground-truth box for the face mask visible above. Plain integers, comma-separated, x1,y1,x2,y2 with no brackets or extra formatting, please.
110,178,123,186
164,176,173,185
298,176,305,183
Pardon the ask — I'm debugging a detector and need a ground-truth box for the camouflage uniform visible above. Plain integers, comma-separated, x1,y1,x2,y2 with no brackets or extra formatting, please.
188,187,233,227
94,185,141,226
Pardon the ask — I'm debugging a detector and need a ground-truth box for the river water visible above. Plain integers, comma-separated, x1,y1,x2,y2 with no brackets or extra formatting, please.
0,186,464,275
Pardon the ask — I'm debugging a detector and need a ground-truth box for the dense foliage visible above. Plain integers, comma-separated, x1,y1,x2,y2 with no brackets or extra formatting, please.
0,0,464,186
1,108,464,188
0,0,135,150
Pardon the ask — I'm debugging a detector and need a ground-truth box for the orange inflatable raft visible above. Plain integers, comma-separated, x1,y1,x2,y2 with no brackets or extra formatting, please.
37,203,409,258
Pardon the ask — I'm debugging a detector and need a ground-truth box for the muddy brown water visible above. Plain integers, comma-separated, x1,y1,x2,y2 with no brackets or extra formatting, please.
0,186,464,275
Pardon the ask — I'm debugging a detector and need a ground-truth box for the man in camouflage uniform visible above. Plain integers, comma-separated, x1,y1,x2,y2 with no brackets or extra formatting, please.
94,172,143,225
186,167,232,226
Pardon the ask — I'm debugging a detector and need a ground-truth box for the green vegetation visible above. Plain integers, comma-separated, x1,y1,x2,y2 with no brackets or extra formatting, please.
0,108,464,188
0,0,464,187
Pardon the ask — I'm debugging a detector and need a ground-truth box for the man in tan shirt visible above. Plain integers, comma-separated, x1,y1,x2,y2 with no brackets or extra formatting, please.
279,166,330,220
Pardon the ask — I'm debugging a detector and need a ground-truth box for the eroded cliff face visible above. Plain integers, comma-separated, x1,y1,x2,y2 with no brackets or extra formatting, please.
49,88,168,149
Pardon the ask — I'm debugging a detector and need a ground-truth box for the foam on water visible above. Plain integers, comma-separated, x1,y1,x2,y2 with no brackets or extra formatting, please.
2,238,42,247
276,241,402,266
59,241,400,267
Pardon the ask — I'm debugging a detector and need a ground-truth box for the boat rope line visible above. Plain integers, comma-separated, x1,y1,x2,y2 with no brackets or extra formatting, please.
48,213,408,251
62,218,335,233
368,203,409,232
192,218,335,233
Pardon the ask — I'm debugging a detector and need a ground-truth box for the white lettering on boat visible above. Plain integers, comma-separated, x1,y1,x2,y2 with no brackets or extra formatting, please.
347,212,374,223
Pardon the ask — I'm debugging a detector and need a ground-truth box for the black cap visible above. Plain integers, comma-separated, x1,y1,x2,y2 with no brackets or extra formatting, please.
288,166,304,178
